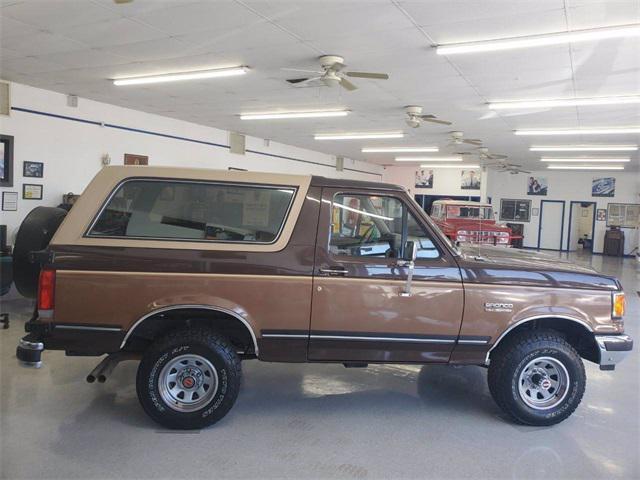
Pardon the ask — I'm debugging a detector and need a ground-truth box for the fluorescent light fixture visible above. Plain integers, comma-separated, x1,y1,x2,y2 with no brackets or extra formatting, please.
489,95,640,110
436,24,640,55
240,110,349,120
423,164,480,169
396,157,462,162
530,145,638,152
113,66,249,86
362,147,439,153
314,132,404,140
547,165,625,170
515,127,640,135
541,158,630,163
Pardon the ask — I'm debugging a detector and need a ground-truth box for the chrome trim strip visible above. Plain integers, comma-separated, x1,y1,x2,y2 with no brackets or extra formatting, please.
309,334,456,344
485,314,594,365
457,339,489,345
56,325,123,332
261,334,308,339
120,304,259,354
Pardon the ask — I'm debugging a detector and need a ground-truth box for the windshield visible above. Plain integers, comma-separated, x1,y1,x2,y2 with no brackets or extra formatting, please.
446,205,493,220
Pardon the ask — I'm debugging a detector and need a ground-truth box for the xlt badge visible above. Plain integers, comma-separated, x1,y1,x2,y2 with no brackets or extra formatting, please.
484,302,513,312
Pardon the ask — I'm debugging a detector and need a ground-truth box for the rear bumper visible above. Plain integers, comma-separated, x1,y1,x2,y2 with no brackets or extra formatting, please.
596,334,633,370
16,315,125,367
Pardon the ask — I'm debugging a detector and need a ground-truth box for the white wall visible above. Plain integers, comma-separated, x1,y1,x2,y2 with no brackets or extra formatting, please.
382,166,488,200
0,82,382,240
487,169,639,254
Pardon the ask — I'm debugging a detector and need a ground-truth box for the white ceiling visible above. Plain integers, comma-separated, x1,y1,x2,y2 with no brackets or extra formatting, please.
1,0,639,171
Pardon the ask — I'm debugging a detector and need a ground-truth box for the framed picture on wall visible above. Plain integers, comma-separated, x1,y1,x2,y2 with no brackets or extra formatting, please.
592,177,615,197
415,169,433,188
22,183,43,200
0,134,14,187
527,176,548,196
461,170,481,190
596,209,607,222
23,161,44,178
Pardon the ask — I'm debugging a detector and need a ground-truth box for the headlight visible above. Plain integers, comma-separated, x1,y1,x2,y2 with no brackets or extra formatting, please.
612,292,625,319
496,231,509,237
457,230,470,236
497,237,509,244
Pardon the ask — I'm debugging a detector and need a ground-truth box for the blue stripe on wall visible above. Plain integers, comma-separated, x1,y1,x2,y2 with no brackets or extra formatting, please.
10,106,381,178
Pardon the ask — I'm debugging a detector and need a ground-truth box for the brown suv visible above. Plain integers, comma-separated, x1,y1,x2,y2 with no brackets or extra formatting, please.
14,166,632,429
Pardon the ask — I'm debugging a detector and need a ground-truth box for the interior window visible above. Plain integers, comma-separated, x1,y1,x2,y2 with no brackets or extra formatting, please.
88,180,295,243
329,193,440,259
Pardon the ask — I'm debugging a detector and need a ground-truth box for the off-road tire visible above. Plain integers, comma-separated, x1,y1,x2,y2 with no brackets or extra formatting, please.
488,330,586,426
136,328,241,429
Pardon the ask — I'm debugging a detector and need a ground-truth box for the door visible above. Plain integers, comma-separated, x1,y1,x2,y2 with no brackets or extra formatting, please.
308,188,464,363
538,200,565,250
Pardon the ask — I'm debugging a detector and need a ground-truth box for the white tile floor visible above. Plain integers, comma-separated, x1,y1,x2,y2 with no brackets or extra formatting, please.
1,252,638,479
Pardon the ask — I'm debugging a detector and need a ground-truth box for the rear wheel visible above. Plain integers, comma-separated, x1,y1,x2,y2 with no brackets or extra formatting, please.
488,330,586,426
136,328,241,429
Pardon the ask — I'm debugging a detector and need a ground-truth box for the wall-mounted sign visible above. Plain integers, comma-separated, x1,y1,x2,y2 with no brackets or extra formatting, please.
596,209,607,222
592,177,615,197
23,183,43,200
2,191,17,211
23,161,44,178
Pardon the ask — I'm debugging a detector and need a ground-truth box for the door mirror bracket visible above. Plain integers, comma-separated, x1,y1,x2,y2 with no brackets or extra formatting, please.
398,241,417,297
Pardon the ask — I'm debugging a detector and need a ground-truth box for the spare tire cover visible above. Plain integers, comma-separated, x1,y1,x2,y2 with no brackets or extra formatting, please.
13,207,67,298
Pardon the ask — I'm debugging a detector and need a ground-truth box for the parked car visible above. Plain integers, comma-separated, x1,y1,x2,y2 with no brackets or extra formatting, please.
15,166,632,429
430,199,519,246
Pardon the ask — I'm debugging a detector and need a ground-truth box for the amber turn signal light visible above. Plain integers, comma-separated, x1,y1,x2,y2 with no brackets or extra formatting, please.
612,292,625,319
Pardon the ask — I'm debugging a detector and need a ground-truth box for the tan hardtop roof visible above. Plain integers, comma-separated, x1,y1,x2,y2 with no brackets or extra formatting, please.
92,165,311,186
434,199,492,207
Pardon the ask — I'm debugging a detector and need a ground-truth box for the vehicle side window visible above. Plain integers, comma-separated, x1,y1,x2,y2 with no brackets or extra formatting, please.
329,194,440,259
88,180,295,244
407,211,440,259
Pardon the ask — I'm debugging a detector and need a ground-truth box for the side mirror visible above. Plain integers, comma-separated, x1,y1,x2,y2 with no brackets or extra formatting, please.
403,240,418,262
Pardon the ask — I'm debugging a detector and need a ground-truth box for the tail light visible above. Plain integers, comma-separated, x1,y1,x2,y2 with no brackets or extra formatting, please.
38,269,56,311
612,292,625,320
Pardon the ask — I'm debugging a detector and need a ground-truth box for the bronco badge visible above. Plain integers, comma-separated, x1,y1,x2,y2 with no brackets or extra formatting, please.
484,302,514,312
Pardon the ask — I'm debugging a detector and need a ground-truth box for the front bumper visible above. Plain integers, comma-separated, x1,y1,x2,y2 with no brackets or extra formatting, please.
596,334,633,370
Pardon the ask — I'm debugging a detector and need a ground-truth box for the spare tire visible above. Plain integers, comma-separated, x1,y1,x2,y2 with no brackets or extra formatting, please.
13,207,67,298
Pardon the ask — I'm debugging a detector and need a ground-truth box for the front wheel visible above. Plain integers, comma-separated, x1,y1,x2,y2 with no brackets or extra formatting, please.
488,330,586,426
136,328,241,429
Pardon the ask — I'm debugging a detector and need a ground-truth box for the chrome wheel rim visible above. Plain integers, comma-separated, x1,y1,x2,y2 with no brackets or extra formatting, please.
518,356,570,410
159,354,218,412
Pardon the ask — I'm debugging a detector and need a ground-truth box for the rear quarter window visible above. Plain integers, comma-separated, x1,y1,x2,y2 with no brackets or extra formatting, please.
87,179,296,244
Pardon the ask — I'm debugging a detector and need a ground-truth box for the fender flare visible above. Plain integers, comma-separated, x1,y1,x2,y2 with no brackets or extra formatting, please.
485,314,594,365
120,304,259,354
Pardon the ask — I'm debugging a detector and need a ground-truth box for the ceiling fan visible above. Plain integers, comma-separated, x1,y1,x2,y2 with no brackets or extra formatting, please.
404,105,451,128
447,131,483,146
455,146,508,160
485,160,531,175
284,55,389,91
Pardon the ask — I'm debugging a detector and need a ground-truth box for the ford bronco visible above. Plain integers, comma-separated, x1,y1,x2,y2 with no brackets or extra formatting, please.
430,199,518,246
14,166,632,429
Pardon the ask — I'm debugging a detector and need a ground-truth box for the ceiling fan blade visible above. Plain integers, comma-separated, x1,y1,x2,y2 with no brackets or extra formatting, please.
463,139,483,145
422,117,452,125
282,67,322,74
453,152,473,155
345,71,389,80
339,77,358,91
286,77,311,84
489,154,508,160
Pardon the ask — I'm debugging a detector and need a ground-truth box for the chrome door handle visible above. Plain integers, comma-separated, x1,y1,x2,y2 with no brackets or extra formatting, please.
319,267,347,276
